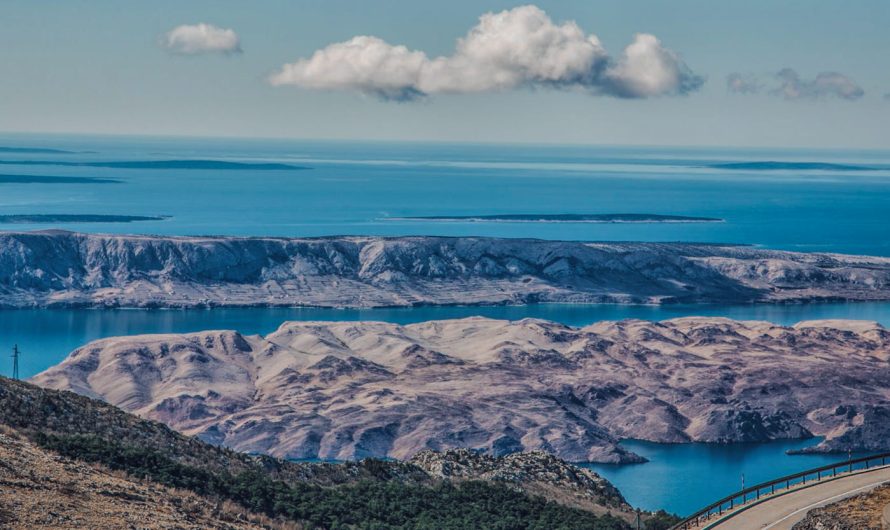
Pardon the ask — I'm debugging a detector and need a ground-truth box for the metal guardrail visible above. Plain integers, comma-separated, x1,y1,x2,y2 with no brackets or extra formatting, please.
670,451,890,530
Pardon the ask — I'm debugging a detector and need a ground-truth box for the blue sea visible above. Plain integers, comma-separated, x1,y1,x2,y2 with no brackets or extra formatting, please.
3,133,890,516
583,439,873,516
2,133,890,254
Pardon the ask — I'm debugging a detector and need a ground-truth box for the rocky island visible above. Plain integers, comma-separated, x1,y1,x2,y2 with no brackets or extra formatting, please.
33,317,890,464
3,230,890,308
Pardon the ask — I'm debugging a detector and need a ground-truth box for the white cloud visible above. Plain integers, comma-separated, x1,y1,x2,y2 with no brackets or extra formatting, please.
726,73,761,94
774,68,864,100
728,68,864,101
162,23,242,55
601,33,703,98
269,5,702,101
270,36,426,101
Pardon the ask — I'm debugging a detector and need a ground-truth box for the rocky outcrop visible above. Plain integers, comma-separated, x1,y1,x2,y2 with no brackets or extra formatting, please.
32,317,890,462
3,230,890,308
410,449,628,515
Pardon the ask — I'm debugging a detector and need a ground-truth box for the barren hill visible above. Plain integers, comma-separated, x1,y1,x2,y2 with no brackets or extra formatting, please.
33,317,890,463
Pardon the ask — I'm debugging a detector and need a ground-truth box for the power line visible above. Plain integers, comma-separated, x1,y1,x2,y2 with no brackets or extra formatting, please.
11,344,20,380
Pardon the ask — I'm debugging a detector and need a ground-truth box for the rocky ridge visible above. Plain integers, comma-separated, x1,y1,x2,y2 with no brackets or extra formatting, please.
32,317,890,463
3,230,890,308
410,449,627,515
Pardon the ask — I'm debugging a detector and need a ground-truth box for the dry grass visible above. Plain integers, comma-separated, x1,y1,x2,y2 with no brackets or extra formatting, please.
794,484,890,530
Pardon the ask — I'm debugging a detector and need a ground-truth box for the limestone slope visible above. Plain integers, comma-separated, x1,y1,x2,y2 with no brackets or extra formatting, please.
3,231,890,308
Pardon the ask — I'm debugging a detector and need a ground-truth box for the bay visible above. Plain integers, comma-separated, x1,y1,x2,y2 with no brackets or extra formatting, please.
583,439,871,516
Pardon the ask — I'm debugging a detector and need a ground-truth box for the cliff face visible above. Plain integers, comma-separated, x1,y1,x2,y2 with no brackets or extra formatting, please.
3,230,890,308
32,317,890,463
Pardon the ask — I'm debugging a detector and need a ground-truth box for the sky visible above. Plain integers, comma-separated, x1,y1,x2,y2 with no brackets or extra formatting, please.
1,0,889,149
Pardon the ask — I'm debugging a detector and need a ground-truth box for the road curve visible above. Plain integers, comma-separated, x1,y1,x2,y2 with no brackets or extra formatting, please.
706,466,890,530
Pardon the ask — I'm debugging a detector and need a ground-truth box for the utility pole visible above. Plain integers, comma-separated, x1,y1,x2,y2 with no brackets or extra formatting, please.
11,344,20,380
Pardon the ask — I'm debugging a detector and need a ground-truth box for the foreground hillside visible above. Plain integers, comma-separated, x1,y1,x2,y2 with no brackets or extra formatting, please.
3,231,890,308
0,376,643,529
0,431,269,529
33,317,890,463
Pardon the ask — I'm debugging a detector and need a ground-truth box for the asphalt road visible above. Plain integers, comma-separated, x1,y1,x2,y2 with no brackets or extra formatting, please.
707,465,890,530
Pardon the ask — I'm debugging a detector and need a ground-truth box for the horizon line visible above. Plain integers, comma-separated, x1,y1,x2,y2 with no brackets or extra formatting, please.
2,130,890,154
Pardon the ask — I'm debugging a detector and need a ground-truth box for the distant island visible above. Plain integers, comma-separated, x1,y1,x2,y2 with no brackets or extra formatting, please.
386,213,723,223
0,214,168,224
0,159,308,170
709,161,875,171
0,174,120,184
0,146,76,154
